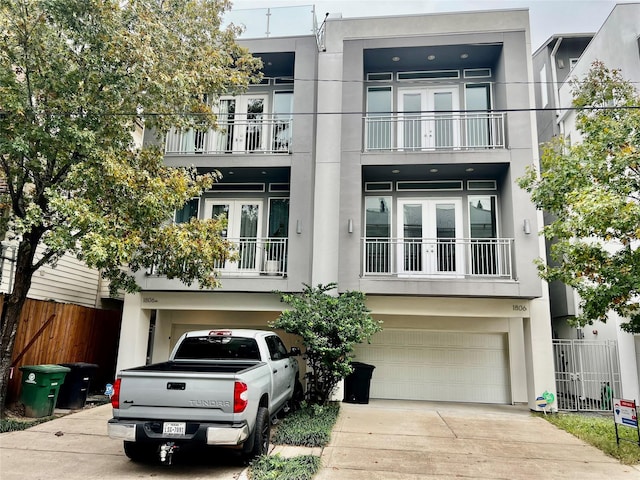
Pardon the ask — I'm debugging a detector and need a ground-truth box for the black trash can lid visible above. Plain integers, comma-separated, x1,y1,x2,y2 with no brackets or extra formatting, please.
59,362,99,370
351,362,375,370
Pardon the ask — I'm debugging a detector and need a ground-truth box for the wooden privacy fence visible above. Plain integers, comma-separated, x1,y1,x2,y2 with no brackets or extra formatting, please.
5,296,122,404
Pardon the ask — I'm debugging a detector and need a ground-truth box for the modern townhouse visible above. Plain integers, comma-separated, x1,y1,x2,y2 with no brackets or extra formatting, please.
533,2,640,410
116,6,556,410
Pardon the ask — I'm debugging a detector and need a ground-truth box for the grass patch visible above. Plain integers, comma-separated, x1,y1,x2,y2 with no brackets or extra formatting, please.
272,403,340,447
0,417,52,433
250,454,320,480
538,412,640,464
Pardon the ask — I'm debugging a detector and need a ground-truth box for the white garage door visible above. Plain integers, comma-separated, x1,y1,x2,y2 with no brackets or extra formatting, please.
353,330,511,404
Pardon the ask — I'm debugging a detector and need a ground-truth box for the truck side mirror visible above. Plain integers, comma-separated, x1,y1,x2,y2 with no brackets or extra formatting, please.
289,346,301,357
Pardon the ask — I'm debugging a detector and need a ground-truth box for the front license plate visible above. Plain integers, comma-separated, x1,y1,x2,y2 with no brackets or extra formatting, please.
163,422,186,436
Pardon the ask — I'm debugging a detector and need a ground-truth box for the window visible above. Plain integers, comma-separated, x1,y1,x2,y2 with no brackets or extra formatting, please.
174,336,260,360
175,198,199,223
465,84,491,147
273,91,293,152
366,86,392,150
265,335,289,361
469,196,499,275
365,196,391,273
539,64,548,107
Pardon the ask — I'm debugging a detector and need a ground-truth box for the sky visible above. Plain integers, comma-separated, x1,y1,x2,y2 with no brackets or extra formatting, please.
229,0,634,51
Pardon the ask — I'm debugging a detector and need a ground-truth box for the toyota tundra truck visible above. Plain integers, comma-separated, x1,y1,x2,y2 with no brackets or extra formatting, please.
107,329,302,463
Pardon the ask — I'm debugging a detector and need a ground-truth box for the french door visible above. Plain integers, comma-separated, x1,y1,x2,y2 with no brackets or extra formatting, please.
398,87,459,150
397,199,463,276
205,199,263,271
214,94,269,153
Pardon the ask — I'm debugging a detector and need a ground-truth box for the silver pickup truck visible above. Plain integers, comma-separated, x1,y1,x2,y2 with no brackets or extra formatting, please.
107,329,302,463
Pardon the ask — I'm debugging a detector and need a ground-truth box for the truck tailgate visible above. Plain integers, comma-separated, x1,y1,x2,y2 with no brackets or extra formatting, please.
115,363,263,422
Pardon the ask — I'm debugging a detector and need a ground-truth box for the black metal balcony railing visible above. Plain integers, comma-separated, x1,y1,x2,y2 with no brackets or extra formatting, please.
165,117,292,154
363,112,505,151
362,237,514,279
147,237,288,278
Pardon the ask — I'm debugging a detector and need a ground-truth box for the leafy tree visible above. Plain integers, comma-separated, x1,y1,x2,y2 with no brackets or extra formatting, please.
0,0,261,415
272,283,382,405
519,61,640,332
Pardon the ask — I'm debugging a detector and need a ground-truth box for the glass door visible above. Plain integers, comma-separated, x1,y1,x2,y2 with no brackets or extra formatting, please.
205,199,263,271
398,87,459,150
214,94,269,153
397,199,463,276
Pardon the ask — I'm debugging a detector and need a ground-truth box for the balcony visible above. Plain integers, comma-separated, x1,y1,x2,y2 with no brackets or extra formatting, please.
148,237,288,278
363,112,505,152
165,117,292,155
362,237,514,279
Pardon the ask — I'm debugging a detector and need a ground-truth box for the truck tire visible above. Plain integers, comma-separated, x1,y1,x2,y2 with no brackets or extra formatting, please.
243,407,270,460
292,379,304,411
123,441,156,462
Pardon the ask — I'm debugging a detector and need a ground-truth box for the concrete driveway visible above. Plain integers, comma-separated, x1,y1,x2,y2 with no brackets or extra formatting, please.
3,400,640,479
0,404,247,480
317,400,640,480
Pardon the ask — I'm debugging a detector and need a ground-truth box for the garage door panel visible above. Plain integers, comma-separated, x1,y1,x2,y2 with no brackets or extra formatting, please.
353,330,510,404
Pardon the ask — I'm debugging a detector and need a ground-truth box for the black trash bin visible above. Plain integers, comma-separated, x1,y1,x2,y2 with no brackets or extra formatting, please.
55,362,99,409
343,362,375,404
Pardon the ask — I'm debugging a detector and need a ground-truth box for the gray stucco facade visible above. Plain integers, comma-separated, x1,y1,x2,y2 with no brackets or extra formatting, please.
116,7,556,409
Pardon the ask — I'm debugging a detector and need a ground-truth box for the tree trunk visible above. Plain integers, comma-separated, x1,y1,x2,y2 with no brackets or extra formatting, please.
0,239,37,418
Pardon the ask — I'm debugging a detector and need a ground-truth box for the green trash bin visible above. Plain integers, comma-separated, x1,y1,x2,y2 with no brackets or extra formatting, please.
19,364,71,418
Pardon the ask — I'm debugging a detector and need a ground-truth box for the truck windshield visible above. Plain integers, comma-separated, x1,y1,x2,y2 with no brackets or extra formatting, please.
174,336,261,360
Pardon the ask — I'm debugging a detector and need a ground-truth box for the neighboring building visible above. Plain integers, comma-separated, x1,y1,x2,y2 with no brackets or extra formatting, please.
116,6,556,410
533,3,640,408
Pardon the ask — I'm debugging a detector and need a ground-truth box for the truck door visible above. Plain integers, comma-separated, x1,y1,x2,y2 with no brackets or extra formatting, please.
265,335,293,409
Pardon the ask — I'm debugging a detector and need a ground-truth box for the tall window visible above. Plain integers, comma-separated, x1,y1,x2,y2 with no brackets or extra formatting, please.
469,196,498,275
365,196,391,273
366,87,392,150
465,84,491,147
273,91,293,152
175,198,199,223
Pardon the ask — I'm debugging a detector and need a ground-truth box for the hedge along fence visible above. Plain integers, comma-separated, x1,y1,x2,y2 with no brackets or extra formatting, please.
4,296,122,404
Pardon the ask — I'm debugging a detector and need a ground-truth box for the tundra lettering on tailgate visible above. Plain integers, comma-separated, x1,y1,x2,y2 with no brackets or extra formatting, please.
188,399,231,407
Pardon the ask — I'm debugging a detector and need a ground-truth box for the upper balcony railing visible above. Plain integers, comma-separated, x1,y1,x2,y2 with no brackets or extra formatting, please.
362,237,514,279
363,112,505,152
165,117,292,155
148,237,288,278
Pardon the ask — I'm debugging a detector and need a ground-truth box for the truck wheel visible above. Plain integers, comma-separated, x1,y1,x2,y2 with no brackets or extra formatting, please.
244,407,270,460
292,379,304,411
123,441,156,462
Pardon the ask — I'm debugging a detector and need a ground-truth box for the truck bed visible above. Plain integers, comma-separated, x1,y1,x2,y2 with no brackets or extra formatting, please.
125,361,262,374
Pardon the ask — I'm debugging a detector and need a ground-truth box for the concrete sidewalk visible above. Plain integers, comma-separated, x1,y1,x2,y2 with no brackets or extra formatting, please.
316,400,640,479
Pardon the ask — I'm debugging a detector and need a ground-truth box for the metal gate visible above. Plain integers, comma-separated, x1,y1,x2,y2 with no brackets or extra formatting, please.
552,339,621,411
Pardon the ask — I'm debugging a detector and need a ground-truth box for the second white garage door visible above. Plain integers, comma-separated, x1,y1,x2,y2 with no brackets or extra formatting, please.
353,330,511,404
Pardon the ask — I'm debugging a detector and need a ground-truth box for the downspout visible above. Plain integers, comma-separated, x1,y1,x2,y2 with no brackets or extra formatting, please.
549,37,564,137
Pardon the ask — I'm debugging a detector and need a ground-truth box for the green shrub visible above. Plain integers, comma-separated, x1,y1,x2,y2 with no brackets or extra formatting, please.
272,283,382,405
273,403,340,447
250,454,320,480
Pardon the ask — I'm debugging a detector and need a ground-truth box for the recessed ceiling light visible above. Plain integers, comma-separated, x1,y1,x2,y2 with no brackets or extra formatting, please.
267,61,273,66
392,56,400,62
465,167,475,172
460,53,469,59
261,171,267,175
392,169,400,174
228,171,234,175
430,168,439,173
427,54,436,61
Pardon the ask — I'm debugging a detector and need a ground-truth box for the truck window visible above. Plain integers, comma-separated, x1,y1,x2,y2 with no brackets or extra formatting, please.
265,335,289,361
175,336,261,360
